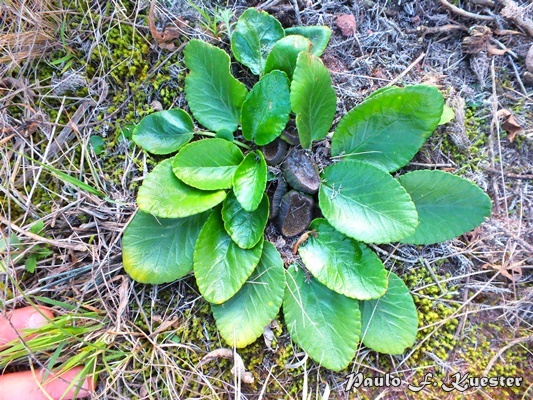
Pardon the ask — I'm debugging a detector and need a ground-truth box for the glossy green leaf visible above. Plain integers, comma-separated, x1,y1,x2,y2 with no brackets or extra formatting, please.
299,219,388,300
222,192,269,249
331,85,444,172
194,208,263,304
215,129,234,142
172,139,243,190
231,8,285,75
364,85,395,100
283,265,361,371
319,160,418,243
184,39,248,132
398,170,492,244
291,52,336,149
123,211,208,284
241,71,291,145
264,35,312,79
233,151,267,212
132,109,194,154
439,104,455,125
211,242,285,347
361,272,418,354
137,158,226,218
285,26,331,56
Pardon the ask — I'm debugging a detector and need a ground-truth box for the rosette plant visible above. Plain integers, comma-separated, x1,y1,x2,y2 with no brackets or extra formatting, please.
122,8,491,371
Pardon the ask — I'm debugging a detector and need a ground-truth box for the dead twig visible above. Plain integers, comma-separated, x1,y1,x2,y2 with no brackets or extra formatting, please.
487,221,533,255
471,0,495,6
412,24,467,39
292,230,317,254
198,348,254,383
180,348,253,396
483,335,533,376
370,244,418,264
498,0,533,37
453,274,471,342
485,168,533,181
488,60,507,217
386,52,426,87
0,214,89,252
291,0,302,26
148,0,187,51
438,0,493,21
421,258,446,295
47,99,95,158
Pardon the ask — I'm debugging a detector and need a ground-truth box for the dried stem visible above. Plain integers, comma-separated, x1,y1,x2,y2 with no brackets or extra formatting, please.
438,0,493,20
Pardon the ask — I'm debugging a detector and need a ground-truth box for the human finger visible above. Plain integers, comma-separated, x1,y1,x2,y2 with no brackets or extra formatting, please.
0,306,54,345
0,366,95,400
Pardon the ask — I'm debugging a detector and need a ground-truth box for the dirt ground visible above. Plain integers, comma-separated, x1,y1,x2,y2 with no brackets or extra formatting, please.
1,0,532,399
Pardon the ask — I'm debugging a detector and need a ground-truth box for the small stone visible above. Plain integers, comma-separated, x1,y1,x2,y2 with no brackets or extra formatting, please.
526,44,533,73
277,190,314,237
523,71,533,85
283,148,320,195
261,137,288,166
150,100,163,111
335,14,357,37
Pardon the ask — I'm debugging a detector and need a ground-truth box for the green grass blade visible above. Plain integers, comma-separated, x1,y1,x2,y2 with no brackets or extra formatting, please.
16,152,105,198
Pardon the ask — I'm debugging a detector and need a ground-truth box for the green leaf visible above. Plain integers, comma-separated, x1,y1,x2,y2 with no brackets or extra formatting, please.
319,160,418,243
184,39,248,132
283,265,361,371
211,241,285,347
137,158,226,218
0,234,21,252
222,192,269,249
34,247,52,259
0,234,21,274
89,135,105,155
398,170,492,244
439,104,455,125
285,26,332,56
215,129,234,142
172,138,244,190
25,255,37,273
331,85,444,172
291,52,336,149
29,221,45,235
233,151,267,212
364,85,395,100
299,219,388,300
241,71,291,145
264,35,312,79
361,272,418,354
231,8,285,75
120,124,135,140
122,211,209,284
194,208,264,304
132,109,194,155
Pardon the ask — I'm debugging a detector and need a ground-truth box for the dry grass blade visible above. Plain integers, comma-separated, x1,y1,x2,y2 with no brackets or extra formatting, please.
0,0,61,72
0,214,89,251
